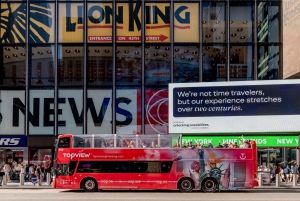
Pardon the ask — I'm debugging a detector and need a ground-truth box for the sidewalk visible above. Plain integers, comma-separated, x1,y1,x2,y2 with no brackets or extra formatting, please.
0,181,52,189
254,181,300,189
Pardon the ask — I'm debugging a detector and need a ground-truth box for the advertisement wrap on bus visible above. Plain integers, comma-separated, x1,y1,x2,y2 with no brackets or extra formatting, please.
52,134,258,192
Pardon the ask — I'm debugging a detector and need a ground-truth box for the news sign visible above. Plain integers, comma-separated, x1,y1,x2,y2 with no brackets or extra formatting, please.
169,80,300,133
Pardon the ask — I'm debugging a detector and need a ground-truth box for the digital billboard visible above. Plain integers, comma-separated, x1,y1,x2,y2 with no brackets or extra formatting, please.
169,80,300,134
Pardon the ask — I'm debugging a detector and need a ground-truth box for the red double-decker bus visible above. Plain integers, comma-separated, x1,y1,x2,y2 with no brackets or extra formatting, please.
52,134,258,192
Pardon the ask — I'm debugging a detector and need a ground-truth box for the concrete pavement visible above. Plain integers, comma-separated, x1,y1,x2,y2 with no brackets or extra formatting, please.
0,181,52,189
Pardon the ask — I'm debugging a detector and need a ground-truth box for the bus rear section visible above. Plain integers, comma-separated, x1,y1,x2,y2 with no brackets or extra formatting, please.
53,134,258,192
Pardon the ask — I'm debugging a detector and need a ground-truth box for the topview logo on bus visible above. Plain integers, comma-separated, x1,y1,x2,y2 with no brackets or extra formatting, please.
63,2,198,42
63,153,91,159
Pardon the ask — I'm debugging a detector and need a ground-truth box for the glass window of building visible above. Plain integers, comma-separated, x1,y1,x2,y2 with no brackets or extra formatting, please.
58,3,84,43
145,2,170,43
116,2,141,43
1,46,26,86
0,3,26,43
87,2,113,43
58,88,83,134
29,88,54,135
116,46,142,85
87,87,112,134
202,2,226,43
29,2,55,43
258,45,280,80
174,45,199,83
87,46,112,85
230,2,253,43
258,1,280,43
229,45,253,81
145,45,171,85
145,87,168,134
0,90,25,135
116,87,141,135
57,45,84,86
29,148,52,171
174,3,199,43
29,45,55,85
202,45,226,82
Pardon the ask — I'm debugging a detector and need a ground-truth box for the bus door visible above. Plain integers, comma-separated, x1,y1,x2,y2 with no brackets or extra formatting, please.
233,162,246,187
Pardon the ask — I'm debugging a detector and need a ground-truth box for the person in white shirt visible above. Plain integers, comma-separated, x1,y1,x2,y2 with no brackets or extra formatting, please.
29,165,34,180
4,164,11,182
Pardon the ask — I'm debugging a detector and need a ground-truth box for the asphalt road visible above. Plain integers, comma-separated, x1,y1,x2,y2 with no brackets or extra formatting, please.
0,189,299,201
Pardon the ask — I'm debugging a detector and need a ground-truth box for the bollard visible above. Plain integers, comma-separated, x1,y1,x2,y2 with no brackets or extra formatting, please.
19,173,24,186
3,174,7,186
258,173,264,186
293,174,297,186
275,174,279,187
46,172,51,185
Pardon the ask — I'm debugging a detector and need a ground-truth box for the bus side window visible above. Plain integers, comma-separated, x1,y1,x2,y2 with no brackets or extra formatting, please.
161,162,173,173
58,137,70,148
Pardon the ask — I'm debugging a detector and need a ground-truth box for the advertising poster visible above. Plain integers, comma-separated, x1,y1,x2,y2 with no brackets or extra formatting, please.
145,89,168,134
174,3,199,43
1,2,54,43
169,80,300,133
87,2,113,43
0,91,25,135
59,3,84,42
116,3,142,43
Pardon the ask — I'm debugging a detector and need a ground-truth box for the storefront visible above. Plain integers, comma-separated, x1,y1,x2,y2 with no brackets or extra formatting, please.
182,135,299,168
27,136,56,172
0,136,27,166
0,136,28,180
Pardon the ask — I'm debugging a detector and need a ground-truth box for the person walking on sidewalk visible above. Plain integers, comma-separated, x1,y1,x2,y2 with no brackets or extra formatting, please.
4,164,11,182
0,166,4,186
33,165,41,186
29,164,34,181
283,166,291,184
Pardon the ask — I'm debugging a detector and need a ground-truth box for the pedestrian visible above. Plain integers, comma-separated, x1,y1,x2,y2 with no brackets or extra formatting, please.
29,164,34,180
0,166,4,186
4,164,11,182
41,164,45,182
283,166,290,183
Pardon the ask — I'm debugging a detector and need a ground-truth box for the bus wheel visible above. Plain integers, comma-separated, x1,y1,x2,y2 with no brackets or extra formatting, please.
201,178,217,193
178,178,194,193
82,178,98,192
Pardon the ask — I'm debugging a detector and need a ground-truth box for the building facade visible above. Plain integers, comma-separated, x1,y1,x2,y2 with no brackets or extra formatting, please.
0,0,291,170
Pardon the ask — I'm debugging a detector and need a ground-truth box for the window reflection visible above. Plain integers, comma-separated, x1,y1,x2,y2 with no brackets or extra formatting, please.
202,2,226,43
57,45,84,85
258,2,280,43
230,45,253,81
1,46,26,86
230,2,253,43
174,46,199,83
30,45,55,85
88,46,112,85
145,45,171,85
116,46,142,85
202,45,226,82
258,45,279,80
